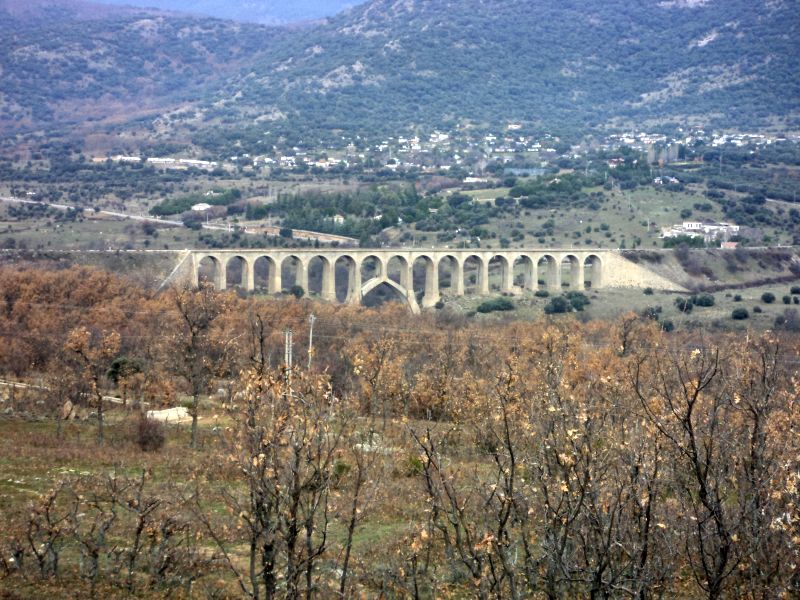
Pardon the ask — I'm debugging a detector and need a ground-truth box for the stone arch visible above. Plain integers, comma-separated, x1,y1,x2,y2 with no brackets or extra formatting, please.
537,255,559,290
360,254,384,284
437,255,463,296
560,254,582,289
198,255,223,290
281,255,307,295
335,255,359,303
512,254,535,291
253,256,280,293
412,255,439,307
386,255,411,288
360,277,420,314
488,255,512,293
584,254,602,289
462,254,487,294
225,255,250,290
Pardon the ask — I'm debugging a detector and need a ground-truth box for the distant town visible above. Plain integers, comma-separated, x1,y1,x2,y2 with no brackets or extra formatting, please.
96,127,800,181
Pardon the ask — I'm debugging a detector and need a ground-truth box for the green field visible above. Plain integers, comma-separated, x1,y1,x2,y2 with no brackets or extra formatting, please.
462,187,512,202
412,184,789,251
437,280,800,333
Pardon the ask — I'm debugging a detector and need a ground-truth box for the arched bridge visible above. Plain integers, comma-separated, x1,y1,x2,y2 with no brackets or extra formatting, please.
177,248,681,313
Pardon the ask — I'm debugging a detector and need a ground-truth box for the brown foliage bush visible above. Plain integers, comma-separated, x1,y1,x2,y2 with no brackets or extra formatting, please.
132,416,165,452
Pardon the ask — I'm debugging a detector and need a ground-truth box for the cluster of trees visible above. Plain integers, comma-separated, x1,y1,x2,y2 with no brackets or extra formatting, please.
270,186,422,237
268,186,510,242
266,185,529,245
0,266,798,597
1,156,206,209
149,188,241,217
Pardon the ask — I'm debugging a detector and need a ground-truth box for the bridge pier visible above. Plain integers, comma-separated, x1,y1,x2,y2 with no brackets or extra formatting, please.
215,262,225,291
523,261,536,292
268,263,281,294
422,258,440,308
499,259,514,294
478,260,490,295
400,261,412,290
549,268,561,292
346,261,362,305
572,262,584,290
244,259,255,292
321,259,336,301
296,261,309,294
451,259,464,296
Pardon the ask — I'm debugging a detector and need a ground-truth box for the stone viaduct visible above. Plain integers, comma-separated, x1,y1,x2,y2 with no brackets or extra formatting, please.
169,248,683,314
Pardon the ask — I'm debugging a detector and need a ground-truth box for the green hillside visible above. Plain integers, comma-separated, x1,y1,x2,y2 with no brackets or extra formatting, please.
1,0,798,148
0,5,283,135
214,0,799,136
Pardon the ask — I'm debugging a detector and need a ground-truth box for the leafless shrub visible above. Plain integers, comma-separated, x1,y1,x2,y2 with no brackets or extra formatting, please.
132,416,165,452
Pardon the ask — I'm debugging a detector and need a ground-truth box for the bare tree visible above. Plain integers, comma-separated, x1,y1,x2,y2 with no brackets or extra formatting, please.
165,285,228,448
193,368,351,599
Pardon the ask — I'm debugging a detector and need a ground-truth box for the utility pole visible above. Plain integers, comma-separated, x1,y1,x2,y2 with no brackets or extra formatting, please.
307,314,316,370
284,329,293,392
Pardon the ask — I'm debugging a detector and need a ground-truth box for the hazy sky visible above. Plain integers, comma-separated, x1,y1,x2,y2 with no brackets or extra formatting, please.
92,0,364,24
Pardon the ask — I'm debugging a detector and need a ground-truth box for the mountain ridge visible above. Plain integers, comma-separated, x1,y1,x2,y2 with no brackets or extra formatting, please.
1,0,798,153
191,0,798,140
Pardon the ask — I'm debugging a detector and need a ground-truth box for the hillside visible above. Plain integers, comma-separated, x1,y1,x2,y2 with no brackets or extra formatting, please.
1,0,798,148
0,5,283,137
209,0,800,137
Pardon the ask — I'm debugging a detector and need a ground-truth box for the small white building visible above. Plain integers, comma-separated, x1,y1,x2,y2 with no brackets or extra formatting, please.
191,203,213,212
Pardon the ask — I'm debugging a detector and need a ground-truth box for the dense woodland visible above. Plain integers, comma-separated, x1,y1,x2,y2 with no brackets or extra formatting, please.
2,0,799,149
0,265,798,598
177,0,800,144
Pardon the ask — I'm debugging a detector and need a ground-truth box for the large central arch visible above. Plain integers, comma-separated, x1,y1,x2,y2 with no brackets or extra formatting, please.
360,277,420,314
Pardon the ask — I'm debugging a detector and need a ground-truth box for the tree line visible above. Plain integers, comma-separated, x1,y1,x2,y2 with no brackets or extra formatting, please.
0,265,798,598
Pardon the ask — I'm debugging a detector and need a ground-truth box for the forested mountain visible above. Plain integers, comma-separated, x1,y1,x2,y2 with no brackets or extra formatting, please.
1,0,798,147
212,0,800,136
0,3,284,136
